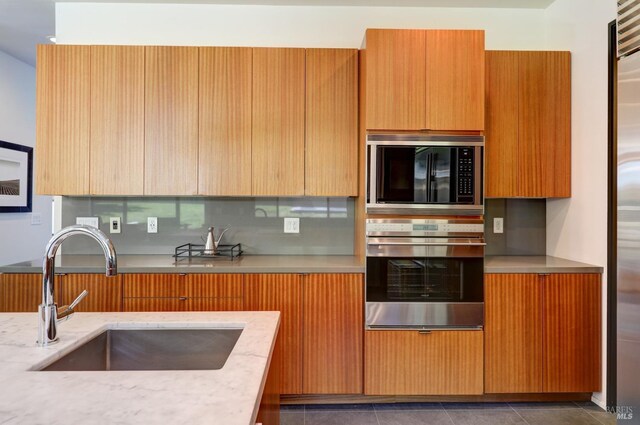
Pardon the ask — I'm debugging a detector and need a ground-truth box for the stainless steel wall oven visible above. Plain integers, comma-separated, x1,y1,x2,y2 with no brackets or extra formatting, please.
365,218,485,329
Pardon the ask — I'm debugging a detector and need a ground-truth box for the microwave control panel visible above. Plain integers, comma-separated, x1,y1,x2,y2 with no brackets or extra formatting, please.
456,148,475,202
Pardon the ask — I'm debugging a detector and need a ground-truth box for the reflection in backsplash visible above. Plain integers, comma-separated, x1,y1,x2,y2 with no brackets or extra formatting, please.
484,199,546,256
61,197,354,255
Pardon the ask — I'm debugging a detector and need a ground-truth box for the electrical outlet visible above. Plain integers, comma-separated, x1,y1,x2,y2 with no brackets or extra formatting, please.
76,217,99,228
31,213,42,226
493,217,504,234
147,217,158,233
110,217,121,234
284,217,300,234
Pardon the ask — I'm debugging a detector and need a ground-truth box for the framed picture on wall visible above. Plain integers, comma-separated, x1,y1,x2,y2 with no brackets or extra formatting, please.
0,140,33,213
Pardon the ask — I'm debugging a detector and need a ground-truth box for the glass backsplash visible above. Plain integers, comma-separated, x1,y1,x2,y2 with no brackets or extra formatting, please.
60,197,355,255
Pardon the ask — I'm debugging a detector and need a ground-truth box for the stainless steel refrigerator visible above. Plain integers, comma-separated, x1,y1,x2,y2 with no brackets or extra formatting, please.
617,21,640,419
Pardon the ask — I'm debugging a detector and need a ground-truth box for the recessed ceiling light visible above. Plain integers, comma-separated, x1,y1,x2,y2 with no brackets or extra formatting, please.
47,35,56,44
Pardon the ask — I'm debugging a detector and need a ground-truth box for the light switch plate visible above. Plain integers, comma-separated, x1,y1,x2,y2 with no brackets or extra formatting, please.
31,213,42,226
76,217,99,228
284,217,300,234
147,217,158,233
110,217,121,234
493,217,504,234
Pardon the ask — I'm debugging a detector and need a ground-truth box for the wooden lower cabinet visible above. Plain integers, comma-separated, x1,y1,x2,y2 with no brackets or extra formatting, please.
485,273,601,394
123,273,243,312
60,274,122,312
365,330,484,395
244,274,303,395
302,274,363,394
0,274,45,312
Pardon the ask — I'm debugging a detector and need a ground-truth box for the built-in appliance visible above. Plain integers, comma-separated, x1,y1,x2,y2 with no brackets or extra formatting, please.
365,218,485,329
366,134,484,216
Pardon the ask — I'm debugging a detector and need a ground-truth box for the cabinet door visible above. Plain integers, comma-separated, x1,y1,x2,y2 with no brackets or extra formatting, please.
425,30,485,131
35,45,90,195
485,274,543,393
188,274,244,311
305,49,358,196
519,51,571,198
245,274,302,394
365,29,426,131
145,46,199,195
123,273,189,312
90,46,145,195
303,274,363,394
0,274,47,312
60,274,123,312
365,330,483,395
543,274,601,392
252,48,305,196
199,47,253,196
485,51,519,198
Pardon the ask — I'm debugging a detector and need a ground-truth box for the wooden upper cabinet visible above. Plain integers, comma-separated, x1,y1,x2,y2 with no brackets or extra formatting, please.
36,45,90,195
485,274,543,393
144,46,199,195
305,49,358,196
90,46,145,195
252,48,305,196
485,50,571,198
425,30,485,131
365,29,426,131
543,274,601,392
303,274,363,394
199,47,253,196
519,51,571,198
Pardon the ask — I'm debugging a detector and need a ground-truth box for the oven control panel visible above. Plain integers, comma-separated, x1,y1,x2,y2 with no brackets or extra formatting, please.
366,221,484,234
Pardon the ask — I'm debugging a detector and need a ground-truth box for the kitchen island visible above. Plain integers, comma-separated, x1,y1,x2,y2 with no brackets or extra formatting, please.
0,311,279,425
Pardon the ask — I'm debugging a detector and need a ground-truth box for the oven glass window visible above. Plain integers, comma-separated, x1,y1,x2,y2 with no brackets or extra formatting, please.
366,257,483,303
375,146,475,204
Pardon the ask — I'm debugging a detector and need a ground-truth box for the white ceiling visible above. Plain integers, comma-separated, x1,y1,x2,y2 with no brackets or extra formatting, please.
0,0,558,67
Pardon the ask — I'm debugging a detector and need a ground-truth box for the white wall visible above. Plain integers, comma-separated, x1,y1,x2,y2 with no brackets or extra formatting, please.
56,3,547,49
544,0,616,408
0,51,52,266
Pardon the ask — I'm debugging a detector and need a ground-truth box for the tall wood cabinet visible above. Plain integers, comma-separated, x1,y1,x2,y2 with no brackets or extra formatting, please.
252,48,306,196
36,45,91,195
485,51,571,198
144,46,199,196
364,29,485,131
485,273,601,393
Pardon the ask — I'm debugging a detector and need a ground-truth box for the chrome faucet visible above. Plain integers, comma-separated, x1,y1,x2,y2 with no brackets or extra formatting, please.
37,225,117,346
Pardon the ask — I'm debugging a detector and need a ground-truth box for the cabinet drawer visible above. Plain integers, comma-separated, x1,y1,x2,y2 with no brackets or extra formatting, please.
189,274,243,298
124,273,188,298
364,330,483,395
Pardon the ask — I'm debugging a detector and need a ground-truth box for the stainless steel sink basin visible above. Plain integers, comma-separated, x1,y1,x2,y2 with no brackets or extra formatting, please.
40,328,242,371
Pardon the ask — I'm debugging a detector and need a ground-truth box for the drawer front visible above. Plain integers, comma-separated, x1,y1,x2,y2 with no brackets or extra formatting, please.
123,273,188,298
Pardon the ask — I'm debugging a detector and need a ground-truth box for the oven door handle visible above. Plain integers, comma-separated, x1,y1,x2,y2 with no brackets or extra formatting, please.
367,241,486,247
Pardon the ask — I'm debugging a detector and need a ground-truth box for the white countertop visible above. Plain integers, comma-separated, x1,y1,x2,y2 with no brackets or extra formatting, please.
0,311,280,425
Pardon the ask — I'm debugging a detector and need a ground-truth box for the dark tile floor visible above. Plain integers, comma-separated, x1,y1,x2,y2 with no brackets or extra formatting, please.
280,402,616,425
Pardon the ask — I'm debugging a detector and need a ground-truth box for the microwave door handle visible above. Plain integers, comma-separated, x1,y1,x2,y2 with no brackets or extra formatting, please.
368,241,487,246
426,153,433,203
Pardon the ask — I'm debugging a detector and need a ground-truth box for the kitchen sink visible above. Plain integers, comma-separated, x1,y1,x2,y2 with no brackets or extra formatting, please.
40,328,243,371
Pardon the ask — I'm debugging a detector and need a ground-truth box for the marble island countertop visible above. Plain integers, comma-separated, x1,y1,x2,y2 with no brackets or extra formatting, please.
0,311,279,425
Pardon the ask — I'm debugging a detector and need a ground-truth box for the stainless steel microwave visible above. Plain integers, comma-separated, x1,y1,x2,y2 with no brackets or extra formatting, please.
366,134,484,215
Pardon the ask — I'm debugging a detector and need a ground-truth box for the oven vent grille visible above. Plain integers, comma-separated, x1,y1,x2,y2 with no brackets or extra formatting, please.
618,0,640,58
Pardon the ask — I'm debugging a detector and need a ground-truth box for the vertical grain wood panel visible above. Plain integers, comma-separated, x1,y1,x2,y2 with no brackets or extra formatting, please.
303,274,363,394
543,274,601,392
354,50,367,258
144,46,199,195
305,48,358,196
188,274,243,311
90,45,145,195
365,29,426,130
0,274,45,312
123,298,186,312
35,45,90,195
0,276,4,311
364,330,483,395
245,274,302,394
251,48,305,196
123,274,188,298
518,51,571,198
188,298,244,311
485,274,543,393
425,30,485,131
60,274,123,312
199,47,253,196
485,51,519,198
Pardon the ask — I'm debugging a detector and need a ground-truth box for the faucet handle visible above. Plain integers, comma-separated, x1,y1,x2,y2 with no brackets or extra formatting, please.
57,290,89,322
69,289,88,310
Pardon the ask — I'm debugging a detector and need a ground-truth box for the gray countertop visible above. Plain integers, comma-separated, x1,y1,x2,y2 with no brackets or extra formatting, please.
0,254,603,275
484,256,604,274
